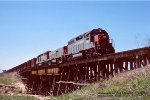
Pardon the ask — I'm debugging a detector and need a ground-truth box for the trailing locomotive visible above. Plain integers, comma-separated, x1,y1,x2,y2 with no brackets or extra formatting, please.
36,28,115,65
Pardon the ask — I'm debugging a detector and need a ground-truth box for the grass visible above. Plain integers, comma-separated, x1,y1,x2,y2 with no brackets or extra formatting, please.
50,83,97,100
51,65,150,100
0,94,38,100
0,76,12,85
98,75,150,99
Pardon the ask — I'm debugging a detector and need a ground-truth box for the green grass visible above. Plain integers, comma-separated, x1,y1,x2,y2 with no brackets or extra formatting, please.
51,75,150,100
0,76,12,85
98,75,150,99
50,83,97,100
0,94,38,100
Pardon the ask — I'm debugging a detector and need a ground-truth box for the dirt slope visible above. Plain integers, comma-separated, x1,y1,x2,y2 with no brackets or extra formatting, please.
0,72,26,94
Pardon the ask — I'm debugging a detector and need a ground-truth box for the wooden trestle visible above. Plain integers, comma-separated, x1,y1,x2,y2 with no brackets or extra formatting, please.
20,46,150,96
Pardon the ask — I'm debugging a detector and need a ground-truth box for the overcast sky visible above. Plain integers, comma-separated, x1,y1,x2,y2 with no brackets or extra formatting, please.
0,1,150,71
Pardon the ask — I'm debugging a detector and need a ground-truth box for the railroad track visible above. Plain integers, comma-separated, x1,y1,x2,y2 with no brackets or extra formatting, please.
7,46,150,96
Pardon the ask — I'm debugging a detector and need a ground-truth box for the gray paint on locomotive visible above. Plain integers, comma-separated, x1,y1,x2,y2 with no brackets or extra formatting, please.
67,31,95,58
49,47,66,63
36,51,51,66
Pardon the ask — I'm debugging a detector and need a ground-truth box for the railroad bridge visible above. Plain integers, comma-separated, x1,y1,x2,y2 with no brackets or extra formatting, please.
19,46,150,96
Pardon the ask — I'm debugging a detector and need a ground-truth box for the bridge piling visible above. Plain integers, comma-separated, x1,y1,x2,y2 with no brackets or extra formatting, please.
17,46,150,96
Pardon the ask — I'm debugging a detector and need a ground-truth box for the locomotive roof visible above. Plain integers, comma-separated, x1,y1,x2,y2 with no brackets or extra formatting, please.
38,51,51,56
68,28,104,43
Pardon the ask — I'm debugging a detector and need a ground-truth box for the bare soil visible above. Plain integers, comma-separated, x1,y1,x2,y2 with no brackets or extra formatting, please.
0,72,26,94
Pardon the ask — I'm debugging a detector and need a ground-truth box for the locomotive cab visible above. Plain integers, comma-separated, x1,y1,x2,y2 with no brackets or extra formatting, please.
93,29,115,54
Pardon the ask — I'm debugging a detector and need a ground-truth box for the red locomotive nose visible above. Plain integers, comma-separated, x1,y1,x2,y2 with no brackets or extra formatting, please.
94,34,109,45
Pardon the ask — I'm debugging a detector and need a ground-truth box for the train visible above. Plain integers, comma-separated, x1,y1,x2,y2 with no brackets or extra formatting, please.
6,28,115,72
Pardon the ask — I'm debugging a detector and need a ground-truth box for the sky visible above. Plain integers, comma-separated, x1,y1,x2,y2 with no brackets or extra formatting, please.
0,1,150,71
